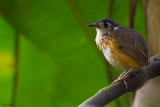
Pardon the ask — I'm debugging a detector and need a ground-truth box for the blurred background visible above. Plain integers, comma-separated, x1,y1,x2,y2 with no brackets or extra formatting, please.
0,0,159,107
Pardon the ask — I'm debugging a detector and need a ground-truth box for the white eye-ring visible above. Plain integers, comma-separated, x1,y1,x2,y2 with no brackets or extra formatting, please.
113,27,118,30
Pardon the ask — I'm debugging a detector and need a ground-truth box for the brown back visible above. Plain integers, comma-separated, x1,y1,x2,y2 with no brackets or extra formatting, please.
113,26,149,66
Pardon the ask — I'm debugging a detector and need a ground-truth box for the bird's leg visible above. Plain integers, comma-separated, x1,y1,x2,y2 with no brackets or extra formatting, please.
112,69,133,90
118,71,127,79
112,71,128,84
118,69,133,81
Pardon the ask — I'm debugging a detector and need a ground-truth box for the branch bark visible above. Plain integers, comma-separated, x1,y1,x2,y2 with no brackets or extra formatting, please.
79,54,160,107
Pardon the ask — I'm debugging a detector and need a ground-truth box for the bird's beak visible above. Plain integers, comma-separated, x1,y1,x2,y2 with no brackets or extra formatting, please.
88,23,99,27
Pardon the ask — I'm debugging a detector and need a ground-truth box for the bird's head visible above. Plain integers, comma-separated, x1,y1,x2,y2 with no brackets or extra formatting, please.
88,18,119,35
88,18,120,50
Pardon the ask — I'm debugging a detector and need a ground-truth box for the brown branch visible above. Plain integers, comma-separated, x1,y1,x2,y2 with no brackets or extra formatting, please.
107,0,114,18
128,0,137,28
79,54,160,107
12,31,20,104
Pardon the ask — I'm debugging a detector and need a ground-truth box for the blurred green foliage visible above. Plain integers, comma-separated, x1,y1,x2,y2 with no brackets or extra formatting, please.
0,0,145,107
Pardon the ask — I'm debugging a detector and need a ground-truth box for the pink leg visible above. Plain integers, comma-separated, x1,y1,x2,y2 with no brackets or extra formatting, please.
118,71,127,79
112,69,133,89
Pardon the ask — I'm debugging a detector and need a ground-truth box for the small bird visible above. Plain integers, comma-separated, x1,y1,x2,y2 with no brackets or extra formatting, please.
88,18,149,86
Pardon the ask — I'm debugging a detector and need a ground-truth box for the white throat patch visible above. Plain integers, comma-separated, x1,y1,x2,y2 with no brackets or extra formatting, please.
113,27,118,30
95,28,103,45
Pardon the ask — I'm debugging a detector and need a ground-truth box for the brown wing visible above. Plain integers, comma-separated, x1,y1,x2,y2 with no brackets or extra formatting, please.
114,26,149,66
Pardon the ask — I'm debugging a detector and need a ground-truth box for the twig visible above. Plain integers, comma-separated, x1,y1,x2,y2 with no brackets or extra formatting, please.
79,54,160,107
12,31,20,105
128,0,137,28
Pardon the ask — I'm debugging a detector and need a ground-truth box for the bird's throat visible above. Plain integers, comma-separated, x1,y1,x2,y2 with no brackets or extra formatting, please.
95,28,102,43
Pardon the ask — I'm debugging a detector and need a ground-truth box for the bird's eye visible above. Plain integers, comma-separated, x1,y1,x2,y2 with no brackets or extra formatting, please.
104,22,108,27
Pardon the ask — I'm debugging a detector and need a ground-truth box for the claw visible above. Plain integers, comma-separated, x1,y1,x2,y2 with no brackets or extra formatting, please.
112,78,128,91
112,69,133,90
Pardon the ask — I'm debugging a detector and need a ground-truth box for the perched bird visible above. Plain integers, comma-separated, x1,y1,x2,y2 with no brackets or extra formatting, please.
88,18,149,86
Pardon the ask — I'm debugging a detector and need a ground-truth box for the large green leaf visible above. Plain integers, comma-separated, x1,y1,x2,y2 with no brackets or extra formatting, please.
0,0,108,107
0,0,146,107
0,15,15,105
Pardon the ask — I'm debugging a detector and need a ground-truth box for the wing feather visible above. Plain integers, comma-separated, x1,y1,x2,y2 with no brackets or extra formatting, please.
114,26,149,66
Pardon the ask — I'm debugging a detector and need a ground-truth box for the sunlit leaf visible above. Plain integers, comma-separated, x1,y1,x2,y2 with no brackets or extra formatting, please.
0,14,15,106
0,0,146,107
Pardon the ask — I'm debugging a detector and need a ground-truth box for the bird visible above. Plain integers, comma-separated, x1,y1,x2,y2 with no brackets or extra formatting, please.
88,18,149,87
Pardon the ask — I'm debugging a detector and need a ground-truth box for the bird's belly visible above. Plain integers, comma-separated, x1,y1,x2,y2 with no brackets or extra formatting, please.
103,48,124,70
103,45,141,71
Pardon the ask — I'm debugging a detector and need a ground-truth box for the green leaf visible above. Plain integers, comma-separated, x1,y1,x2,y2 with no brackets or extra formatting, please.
0,14,15,105
0,0,146,107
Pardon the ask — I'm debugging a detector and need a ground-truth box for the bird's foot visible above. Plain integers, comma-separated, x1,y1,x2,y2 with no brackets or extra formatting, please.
112,75,127,85
111,71,128,84
112,77,128,90
112,69,133,91
118,71,127,79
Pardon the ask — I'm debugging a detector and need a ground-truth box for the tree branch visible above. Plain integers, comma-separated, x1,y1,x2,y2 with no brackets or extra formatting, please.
79,54,160,107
